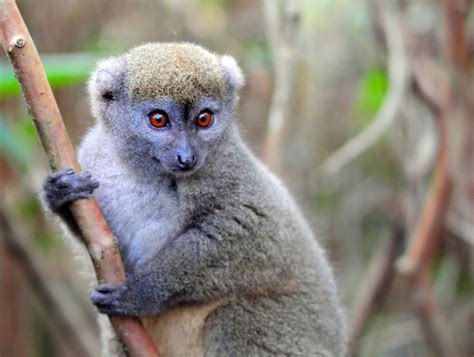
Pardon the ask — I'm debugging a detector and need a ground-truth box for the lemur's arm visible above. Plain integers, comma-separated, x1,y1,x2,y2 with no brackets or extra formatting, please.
91,206,286,316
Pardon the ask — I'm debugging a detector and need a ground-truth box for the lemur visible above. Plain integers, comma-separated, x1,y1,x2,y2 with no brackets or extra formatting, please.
43,43,346,356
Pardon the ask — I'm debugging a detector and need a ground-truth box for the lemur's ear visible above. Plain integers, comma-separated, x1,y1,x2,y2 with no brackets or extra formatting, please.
220,55,245,91
88,56,127,104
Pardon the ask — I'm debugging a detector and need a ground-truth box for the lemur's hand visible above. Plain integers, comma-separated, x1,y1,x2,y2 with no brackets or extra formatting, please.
43,168,99,212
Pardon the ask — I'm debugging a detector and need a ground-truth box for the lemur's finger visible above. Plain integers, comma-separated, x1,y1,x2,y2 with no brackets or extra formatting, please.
47,167,75,182
55,171,98,191
78,170,93,180
90,179,100,189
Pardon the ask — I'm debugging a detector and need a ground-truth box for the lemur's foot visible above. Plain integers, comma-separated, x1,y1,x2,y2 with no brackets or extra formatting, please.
43,168,99,212
91,282,130,315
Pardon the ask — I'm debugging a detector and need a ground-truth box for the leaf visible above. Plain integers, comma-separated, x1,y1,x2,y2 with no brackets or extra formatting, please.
0,53,99,97
0,114,29,169
354,67,388,129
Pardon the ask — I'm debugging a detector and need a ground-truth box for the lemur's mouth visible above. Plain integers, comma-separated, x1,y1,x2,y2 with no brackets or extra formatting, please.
170,164,201,178
176,166,194,172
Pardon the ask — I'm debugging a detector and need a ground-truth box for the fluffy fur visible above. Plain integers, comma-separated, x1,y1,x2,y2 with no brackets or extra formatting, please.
43,42,346,356
126,43,227,102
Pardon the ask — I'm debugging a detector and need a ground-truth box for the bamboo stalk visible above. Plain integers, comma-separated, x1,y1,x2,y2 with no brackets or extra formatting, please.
0,1,159,355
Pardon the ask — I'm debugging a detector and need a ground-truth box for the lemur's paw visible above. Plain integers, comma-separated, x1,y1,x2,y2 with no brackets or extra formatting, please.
91,282,131,315
43,168,99,211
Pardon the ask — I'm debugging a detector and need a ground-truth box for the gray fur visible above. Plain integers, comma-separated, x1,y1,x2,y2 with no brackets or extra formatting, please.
43,43,346,356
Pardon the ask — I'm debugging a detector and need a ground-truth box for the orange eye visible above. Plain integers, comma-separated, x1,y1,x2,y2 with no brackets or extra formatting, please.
196,110,213,128
148,111,170,128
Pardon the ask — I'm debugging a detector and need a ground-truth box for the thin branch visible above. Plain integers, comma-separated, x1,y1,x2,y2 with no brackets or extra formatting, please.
411,56,449,115
348,219,404,356
0,1,159,355
261,0,301,171
396,155,453,275
395,2,472,355
397,0,471,278
442,0,470,70
409,267,460,357
320,1,409,175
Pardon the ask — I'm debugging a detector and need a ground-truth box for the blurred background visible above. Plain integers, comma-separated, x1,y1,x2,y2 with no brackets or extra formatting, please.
0,0,473,356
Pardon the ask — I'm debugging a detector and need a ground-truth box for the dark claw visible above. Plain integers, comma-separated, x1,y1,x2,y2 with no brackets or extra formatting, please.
91,290,116,305
91,180,100,188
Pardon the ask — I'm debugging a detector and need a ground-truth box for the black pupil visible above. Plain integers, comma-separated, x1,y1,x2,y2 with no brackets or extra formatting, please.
155,115,163,122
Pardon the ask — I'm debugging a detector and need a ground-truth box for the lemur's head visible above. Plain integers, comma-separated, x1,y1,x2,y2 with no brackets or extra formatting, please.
88,43,244,177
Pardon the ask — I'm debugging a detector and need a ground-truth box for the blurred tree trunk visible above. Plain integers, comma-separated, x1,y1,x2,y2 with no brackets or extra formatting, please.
349,0,473,354
261,0,301,171
0,162,30,357
0,241,29,357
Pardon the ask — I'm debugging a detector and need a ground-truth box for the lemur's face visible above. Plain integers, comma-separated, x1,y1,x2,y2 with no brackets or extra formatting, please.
89,43,244,177
126,97,230,176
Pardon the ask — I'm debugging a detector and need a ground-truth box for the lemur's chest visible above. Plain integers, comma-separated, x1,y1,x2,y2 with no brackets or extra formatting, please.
141,299,227,357
92,169,185,269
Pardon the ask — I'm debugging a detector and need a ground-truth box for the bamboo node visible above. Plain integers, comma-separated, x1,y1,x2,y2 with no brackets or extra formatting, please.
112,236,120,248
8,36,25,51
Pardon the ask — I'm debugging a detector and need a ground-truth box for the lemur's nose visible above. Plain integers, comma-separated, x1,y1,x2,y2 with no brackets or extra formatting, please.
177,154,196,170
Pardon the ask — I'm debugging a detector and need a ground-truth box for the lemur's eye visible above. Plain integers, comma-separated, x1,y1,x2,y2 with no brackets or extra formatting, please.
196,110,214,128
148,110,170,128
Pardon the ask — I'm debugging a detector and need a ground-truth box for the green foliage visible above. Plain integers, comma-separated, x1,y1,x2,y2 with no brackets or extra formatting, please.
80,35,122,53
35,231,60,254
0,66,21,96
432,254,474,297
0,113,38,171
351,67,402,185
201,0,227,7
0,53,98,97
361,145,403,186
17,195,42,220
354,67,388,130
360,212,392,257
456,265,474,296
314,188,338,212
243,40,272,67
301,0,332,28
